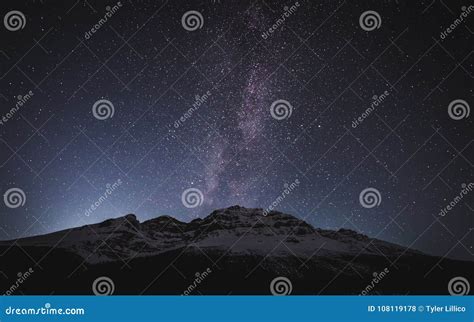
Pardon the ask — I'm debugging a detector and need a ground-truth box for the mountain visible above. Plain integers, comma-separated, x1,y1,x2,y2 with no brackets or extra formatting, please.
0,206,472,295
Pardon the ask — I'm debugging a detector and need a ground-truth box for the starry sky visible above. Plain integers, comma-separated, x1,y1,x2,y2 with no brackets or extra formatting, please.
0,0,472,260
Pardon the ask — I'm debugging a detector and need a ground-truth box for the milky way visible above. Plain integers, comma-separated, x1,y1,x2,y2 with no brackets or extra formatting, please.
0,0,472,261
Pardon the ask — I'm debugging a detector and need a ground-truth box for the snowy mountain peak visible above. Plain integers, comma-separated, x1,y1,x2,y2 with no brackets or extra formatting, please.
1,206,419,264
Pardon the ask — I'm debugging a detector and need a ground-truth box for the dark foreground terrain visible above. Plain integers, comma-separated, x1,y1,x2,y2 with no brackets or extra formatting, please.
1,206,472,295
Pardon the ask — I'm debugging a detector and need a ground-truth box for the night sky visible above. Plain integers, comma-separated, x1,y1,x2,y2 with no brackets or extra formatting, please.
0,0,472,261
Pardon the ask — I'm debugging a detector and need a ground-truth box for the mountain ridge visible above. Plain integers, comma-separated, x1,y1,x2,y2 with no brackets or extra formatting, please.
1,205,472,295
0,205,423,264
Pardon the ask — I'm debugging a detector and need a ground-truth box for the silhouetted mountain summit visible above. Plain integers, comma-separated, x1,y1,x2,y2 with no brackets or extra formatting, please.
0,206,472,295
1,205,419,263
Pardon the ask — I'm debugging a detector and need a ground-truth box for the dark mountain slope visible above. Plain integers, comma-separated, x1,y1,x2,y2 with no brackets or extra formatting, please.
0,206,472,295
